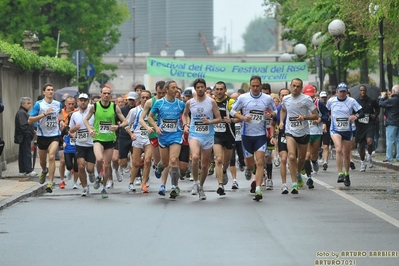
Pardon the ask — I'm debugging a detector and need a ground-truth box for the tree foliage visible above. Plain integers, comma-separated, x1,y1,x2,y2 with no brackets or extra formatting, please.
242,17,277,53
0,0,129,79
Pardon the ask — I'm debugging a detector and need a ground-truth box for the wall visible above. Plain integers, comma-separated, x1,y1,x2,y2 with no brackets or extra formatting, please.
0,56,70,173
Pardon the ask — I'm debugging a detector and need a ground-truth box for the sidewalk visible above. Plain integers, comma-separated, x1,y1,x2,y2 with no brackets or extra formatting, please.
1,151,398,211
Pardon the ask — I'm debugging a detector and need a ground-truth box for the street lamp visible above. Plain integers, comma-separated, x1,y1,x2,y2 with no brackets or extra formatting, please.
312,32,327,90
294,43,307,59
328,19,346,84
369,3,386,153
280,52,293,88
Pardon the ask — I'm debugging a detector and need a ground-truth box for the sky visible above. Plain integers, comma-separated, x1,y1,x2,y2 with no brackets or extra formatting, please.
214,0,266,53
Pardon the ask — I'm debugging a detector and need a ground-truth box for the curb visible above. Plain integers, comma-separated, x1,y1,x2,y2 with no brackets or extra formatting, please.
352,154,399,172
0,183,46,212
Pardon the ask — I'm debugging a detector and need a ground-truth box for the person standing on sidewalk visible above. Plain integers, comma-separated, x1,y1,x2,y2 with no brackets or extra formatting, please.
379,85,399,162
355,85,380,171
28,83,65,193
14,97,37,177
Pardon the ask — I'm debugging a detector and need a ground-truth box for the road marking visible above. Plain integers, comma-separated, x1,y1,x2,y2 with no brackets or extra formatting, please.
314,178,399,229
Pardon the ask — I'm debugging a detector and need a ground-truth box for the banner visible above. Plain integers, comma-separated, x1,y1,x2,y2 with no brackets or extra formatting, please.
147,57,308,83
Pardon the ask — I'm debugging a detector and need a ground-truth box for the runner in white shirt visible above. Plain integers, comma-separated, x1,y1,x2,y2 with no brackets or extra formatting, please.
279,78,319,194
69,93,95,196
230,75,276,201
28,83,65,193
326,82,363,187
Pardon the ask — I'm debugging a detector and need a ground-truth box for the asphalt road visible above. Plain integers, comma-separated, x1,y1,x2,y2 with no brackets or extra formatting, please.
0,161,398,266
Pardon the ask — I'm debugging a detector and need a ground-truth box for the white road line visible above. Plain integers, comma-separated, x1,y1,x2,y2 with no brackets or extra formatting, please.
314,178,399,229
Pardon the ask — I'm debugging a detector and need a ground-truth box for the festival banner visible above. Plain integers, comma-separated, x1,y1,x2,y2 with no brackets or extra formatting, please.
147,57,308,83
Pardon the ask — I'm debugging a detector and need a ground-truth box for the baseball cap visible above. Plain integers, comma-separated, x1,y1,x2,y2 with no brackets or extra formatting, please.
337,82,348,92
303,85,315,97
78,93,89,99
320,91,328,98
183,89,193,97
127,91,138,100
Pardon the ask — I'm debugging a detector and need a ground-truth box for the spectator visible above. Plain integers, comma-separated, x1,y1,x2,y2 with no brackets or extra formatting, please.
0,98,4,113
14,97,37,176
379,85,399,162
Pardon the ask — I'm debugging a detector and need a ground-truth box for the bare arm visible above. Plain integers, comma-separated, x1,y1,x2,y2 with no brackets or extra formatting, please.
139,100,154,133
182,100,191,134
115,105,128,128
279,108,287,130
84,105,95,136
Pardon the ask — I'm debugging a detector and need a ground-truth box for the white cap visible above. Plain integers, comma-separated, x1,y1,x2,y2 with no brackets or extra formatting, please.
320,91,328,98
127,91,138,100
78,93,89,99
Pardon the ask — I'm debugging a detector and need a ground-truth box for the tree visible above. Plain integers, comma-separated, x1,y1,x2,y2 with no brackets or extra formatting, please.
242,17,277,53
0,0,129,79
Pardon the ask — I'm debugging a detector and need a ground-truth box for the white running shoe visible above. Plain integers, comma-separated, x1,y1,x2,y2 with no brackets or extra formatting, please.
66,170,73,180
129,183,136,192
81,186,89,196
106,180,114,189
134,177,142,186
367,154,373,168
360,161,367,172
191,183,199,195
72,183,79,189
27,171,38,177
266,178,273,190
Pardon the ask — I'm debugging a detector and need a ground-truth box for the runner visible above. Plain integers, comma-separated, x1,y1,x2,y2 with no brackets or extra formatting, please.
354,85,379,171
271,88,291,194
83,85,129,198
125,90,153,193
326,82,364,186
69,93,96,196
145,80,185,199
230,75,276,201
182,78,222,200
279,78,319,194
212,81,236,195
28,83,65,193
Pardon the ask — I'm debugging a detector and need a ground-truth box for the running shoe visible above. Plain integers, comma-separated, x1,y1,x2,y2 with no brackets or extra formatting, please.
266,178,273,190
179,172,185,181
273,157,281,167
45,182,54,193
72,183,79,189
222,172,228,185
344,173,351,187
322,162,328,171
66,170,73,180
367,154,373,168
245,168,252,180
208,162,215,176
88,173,95,183
93,176,101,190
360,161,366,172
216,184,226,196
129,183,136,192
191,183,199,195
59,181,66,189
146,179,151,188
158,184,166,196
306,177,314,189
101,189,108,198
185,170,191,180
170,187,178,199
115,169,123,182
337,173,345,183
232,180,239,189
155,162,164,179
281,184,289,194
312,162,319,173
141,184,149,193
39,168,48,184
189,174,194,181
291,184,298,194
134,177,142,186
250,180,256,193
106,180,114,189
297,173,304,188
198,187,206,200
253,189,262,201
350,161,356,170
238,163,245,172
27,171,38,177
81,186,89,197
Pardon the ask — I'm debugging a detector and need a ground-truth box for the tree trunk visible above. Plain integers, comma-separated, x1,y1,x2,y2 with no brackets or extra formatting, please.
360,55,369,84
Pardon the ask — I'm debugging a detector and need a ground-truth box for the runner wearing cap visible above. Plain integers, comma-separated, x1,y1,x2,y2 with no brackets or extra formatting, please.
326,82,364,187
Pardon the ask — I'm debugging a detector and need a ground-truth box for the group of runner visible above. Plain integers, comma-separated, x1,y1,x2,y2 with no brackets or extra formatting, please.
28,77,371,201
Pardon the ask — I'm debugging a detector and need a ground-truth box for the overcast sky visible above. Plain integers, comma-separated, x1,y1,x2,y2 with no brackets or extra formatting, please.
214,0,266,53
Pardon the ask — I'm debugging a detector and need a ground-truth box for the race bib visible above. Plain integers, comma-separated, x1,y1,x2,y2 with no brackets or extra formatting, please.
309,120,318,126
194,121,209,134
289,117,303,128
69,138,76,146
266,119,272,128
162,119,177,132
358,113,369,124
214,122,226,133
336,118,350,131
249,110,264,124
99,121,112,134
235,124,241,138
45,120,58,128
77,129,89,142
140,126,148,136
280,135,287,144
